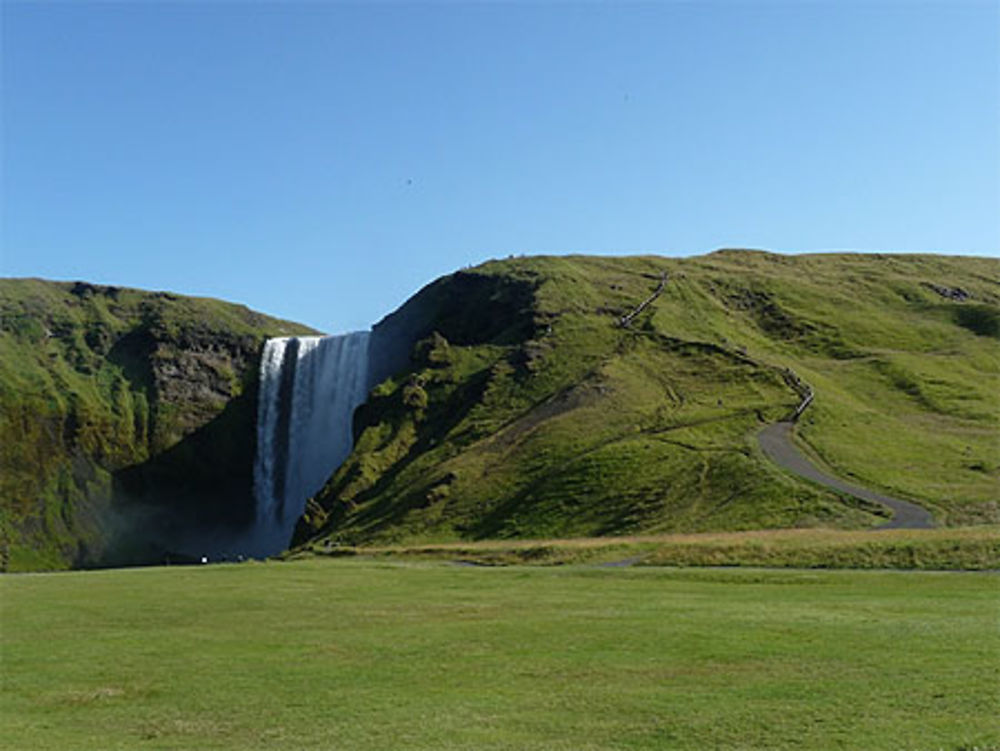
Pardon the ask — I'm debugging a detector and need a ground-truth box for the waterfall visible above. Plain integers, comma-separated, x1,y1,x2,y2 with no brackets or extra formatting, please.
249,332,371,556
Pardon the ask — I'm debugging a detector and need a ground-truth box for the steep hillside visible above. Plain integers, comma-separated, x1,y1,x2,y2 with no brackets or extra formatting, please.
300,252,999,548
0,279,315,570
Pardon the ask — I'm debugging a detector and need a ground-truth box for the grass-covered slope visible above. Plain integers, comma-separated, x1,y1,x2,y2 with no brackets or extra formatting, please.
0,279,315,571
298,527,1000,571
301,251,999,547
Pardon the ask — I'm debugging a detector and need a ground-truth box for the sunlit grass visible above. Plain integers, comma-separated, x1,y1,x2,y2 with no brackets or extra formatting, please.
299,526,1000,570
3,559,998,750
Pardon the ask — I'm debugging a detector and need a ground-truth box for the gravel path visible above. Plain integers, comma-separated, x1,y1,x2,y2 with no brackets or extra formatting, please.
758,421,935,529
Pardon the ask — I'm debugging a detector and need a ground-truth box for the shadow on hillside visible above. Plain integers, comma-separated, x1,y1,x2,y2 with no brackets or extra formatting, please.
97,389,259,567
312,366,494,543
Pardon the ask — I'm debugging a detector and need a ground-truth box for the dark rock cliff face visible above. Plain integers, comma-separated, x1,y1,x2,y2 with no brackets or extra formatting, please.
368,269,539,391
0,279,315,570
107,329,263,565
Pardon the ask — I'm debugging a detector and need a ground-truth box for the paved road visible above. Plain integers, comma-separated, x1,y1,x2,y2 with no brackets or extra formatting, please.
758,421,935,529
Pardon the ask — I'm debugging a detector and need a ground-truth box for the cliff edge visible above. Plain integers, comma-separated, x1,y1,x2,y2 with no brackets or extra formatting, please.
0,278,315,570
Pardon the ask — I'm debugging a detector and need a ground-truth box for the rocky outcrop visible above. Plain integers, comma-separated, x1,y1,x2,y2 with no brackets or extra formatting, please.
368,268,540,393
925,283,972,301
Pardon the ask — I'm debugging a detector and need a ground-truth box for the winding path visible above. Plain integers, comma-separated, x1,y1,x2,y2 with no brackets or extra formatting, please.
758,421,935,529
613,271,934,530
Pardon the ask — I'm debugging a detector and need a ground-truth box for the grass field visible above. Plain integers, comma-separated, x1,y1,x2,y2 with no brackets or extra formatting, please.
3,559,997,750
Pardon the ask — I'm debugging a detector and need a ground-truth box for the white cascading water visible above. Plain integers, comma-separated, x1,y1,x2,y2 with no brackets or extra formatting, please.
249,332,371,557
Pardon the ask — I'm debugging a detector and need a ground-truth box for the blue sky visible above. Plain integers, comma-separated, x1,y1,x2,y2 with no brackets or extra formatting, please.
2,1,997,333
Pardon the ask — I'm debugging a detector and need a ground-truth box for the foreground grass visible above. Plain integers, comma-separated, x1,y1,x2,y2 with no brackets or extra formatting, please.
297,526,1000,570
3,560,998,750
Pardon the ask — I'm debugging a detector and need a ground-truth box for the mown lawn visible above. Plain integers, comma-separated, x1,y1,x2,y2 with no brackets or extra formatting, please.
2,559,998,750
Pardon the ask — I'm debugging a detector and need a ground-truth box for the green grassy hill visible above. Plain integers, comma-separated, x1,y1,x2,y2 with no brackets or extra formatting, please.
0,279,315,571
3,252,997,570
301,251,999,548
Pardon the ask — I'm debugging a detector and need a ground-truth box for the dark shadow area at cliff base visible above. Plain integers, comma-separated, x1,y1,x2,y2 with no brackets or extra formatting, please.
98,388,260,567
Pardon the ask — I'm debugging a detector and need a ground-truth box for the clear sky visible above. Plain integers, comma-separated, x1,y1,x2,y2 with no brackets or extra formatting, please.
2,1,997,333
